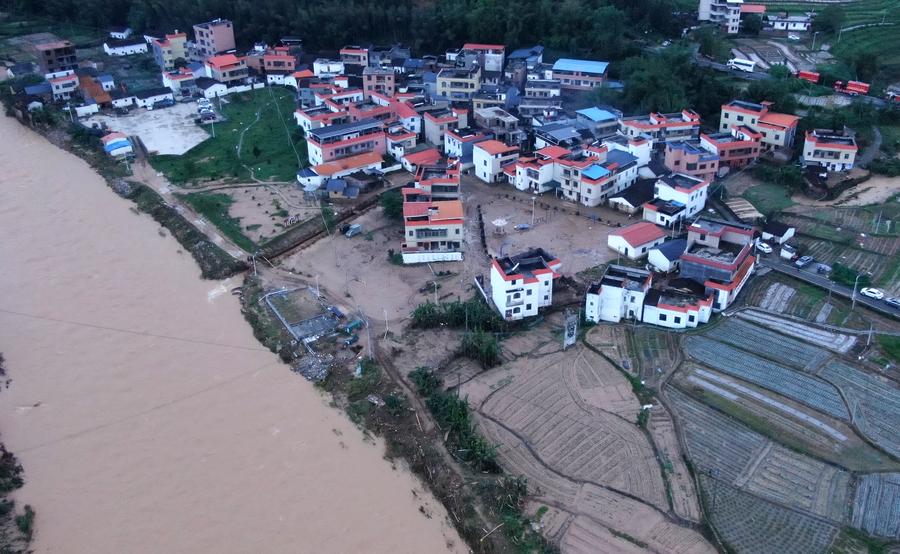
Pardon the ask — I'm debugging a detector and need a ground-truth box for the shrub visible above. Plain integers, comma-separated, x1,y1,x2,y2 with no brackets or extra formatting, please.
461,330,501,369
831,262,871,288
380,189,403,220
15,505,34,541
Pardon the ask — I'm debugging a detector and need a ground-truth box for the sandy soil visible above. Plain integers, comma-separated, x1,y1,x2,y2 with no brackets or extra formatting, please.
89,102,210,155
789,175,900,207
217,184,322,243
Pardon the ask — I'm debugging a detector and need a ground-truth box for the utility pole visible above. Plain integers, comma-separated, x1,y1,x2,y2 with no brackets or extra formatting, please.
531,196,536,226
383,308,389,340
433,281,439,305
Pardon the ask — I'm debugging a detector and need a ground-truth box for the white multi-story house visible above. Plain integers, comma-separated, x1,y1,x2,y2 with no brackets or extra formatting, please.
486,248,561,321
585,265,652,323
312,58,344,77
801,129,857,171
473,140,519,183
698,0,743,34
642,173,709,227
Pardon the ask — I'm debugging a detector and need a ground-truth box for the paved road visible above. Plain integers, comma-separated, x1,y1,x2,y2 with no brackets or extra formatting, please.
758,257,900,320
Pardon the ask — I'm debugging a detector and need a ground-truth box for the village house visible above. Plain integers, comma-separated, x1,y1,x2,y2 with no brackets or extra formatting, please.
109,26,133,40
766,13,812,31
473,140,519,183
761,221,796,244
474,106,524,146
576,107,620,137
48,72,79,101
643,173,709,227
204,54,248,85
401,172,465,264
485,248,562,321
103,38,148,56
401,147,443,173
648,238,688,273
423,108,465,147
699,0,743,33
152,32,187,71
162,68,196,96
551,58,608,90
585,265,652,323
801,129,858,171
101,132,133,157
719,99,800,150
298,151,384,187
134,87,175,108
664,141,720,181
700,127,762,169
262,48,296,83
313,59,345,77
306,118,386,166
340,46,369,68
607,221,667,260
608,178,656,214
386,126,419,159
110,90,135,109
519,79,562,117
444,127,490,167
620,110,701,147
680,218,756,311
362,67,396,99
35,40,77,73
436,66,482,100
193,19,235,60
462,43,505,72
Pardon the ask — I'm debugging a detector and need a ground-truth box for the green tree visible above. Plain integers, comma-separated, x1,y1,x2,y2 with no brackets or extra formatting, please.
813,5,846,34
742,14,763,36
379,189,403,220
173,57,188,69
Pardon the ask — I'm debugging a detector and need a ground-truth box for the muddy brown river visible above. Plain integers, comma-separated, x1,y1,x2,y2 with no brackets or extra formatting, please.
0,115,462,553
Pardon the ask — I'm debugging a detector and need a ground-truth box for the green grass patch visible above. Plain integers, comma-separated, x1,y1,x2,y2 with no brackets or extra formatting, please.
876,335,900,363
742,182,795,215
151,88,306,185
177,192,256,251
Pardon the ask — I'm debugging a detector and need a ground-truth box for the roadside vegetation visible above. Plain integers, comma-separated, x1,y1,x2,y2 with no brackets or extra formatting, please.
176,192,256,252
0,354,35,552
151,88,306,184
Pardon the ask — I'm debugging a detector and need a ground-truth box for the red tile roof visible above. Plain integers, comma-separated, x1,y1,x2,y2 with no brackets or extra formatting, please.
404,148,442,166
741,4,766,13
206,54,243,69
611,221,666,247
463,43,505,51
476,140,517,156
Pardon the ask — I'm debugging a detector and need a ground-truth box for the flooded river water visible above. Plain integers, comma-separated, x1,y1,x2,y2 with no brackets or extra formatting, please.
0,115,462,553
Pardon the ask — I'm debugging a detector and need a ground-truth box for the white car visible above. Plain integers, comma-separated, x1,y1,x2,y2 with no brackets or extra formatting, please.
755,241,773,254
787,34,800,41
860,287,885,300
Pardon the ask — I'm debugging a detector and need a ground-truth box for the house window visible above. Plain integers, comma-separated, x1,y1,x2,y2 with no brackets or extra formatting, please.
527,289,532,295
689,315,695,322
526,304,532,310
674,316,681,324
737,115,744,122
513,307,521,313
659,314,667,321
543,295,548,300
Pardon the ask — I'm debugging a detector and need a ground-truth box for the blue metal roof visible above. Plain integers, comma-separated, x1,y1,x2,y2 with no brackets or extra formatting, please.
24,83,51,95
508,45,544,60
652,239,687,261
98,74,114,83
576,107,617,122
582,164,610,180
552,58,609,75
605,150,638,167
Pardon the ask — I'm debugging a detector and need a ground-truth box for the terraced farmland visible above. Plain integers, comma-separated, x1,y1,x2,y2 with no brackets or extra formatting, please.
852,473,900,538
668,387,768,482
703,318,830,371
684,336,850,420
742,444,850,523
478,349,668,509
801,205,900,237
699,476,842,554
820,361,900,457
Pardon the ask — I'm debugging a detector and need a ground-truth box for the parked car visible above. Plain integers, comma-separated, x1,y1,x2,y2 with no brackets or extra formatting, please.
345,223,362,238
342,335,359,347
755,240,773,254
860,287,885,300
787,34,800,41
795,255,813,268
884,297,900,309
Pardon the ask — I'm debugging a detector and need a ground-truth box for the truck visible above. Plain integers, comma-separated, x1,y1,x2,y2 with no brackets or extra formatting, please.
833,80,870,96
796,70,820,84
727,58,756,73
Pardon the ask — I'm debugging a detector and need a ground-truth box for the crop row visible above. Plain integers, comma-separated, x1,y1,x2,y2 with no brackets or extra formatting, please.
668,388,766,482
700,475,841,554
684,337,849,420
736,312,857,353
851,473,900,538
820,361,900,457
703,319,828,371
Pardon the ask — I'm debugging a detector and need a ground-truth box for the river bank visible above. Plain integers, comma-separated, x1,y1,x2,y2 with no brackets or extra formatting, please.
0,114,464,552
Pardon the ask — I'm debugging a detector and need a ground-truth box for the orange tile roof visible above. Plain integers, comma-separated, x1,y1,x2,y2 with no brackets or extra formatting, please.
741,3,766,13
463,43,505,51
476,140,517,155
312,152,383,177
536,145,570,159
611,221,666,247
759,112,801,128
404,148,442,166
292,69,315,79
206,54,243,69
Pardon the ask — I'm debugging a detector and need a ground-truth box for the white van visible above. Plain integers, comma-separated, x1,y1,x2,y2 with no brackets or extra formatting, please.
727,58,756,73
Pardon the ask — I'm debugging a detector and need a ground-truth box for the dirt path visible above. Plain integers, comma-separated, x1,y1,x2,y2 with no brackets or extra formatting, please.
857,127,882,167
788,174,900,207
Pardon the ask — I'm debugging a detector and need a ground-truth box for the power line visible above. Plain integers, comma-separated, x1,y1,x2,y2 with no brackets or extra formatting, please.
0,308,269,352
